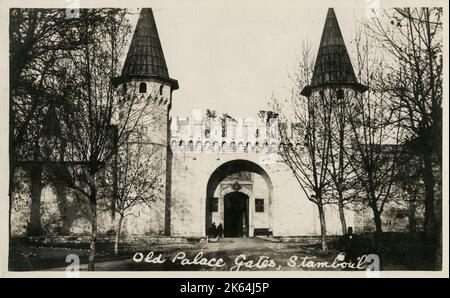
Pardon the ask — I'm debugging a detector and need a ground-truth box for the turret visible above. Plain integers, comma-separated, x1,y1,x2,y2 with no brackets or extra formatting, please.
301,8,367,98
114,8,178,235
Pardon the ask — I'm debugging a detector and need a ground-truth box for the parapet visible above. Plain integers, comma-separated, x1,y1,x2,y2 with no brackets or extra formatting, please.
170,110,281,153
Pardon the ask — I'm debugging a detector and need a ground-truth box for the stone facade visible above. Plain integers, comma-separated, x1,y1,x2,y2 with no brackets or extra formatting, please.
10,7,418,241
117,79,173,236
167,110,356,237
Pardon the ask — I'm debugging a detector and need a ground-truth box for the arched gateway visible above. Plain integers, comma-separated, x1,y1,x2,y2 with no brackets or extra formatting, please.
206,160,273,237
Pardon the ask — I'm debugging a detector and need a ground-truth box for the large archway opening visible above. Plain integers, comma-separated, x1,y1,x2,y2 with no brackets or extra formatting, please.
205,159,273,238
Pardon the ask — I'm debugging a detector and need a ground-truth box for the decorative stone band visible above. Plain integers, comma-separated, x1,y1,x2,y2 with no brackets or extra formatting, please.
118,94,170,107
170,140,281,154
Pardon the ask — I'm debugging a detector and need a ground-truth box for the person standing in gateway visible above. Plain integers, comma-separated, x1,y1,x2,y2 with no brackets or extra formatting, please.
217,223,224,239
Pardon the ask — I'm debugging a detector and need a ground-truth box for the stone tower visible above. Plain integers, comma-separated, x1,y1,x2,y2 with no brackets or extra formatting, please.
300,8,368,236
301,8,367,98
114,8,178,235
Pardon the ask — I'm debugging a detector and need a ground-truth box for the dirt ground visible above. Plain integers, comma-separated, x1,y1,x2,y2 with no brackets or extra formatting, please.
9,237,353,271
9,235,433,272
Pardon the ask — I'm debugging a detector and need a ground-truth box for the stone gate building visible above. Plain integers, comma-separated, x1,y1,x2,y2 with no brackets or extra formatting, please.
12,7,412,240
109,7,357,238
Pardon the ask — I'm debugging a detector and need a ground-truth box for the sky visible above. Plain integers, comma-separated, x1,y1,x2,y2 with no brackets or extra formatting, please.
124,0,375,118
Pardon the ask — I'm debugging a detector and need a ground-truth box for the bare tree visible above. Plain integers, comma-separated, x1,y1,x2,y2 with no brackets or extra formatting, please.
275,44,333,253
45,9,153,271
342,27,404,235
395,150,424,234
9,9,87,237
325,86,358,235
99,137,165,256
368,8,442,241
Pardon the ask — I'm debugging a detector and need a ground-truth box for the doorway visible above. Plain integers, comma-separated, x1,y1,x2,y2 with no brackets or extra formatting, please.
224,192,249,237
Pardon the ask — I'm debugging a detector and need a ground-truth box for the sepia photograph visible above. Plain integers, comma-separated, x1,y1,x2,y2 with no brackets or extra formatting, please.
0,0,447,278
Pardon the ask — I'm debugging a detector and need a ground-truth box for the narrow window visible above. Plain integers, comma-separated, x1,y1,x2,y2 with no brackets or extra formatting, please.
210,197,219,212
255,199,264,212
337,89,344,99
159,85,164,95
139,82,147,93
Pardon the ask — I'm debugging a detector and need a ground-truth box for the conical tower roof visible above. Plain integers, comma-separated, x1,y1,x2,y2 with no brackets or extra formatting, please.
301,8,367,96
115,8,178,89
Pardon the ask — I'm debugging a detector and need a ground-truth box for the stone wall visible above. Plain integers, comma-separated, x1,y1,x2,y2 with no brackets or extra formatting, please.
170,110,280,155
169,148,355,237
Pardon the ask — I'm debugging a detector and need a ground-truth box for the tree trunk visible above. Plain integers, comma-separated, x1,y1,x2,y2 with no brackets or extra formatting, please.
372,208,383,235
317,203,328,254
408,192,417,234
111,130,118,222
55,181,71,235
338,195,347,235
9,159,15,239
88,179,97,271
434,199,442,270
114,214,124,256
337,109,347,236
422,153,435,238
28,163,43,236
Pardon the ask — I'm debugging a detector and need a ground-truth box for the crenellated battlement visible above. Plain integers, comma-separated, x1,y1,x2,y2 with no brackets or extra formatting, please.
170,110,281,153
